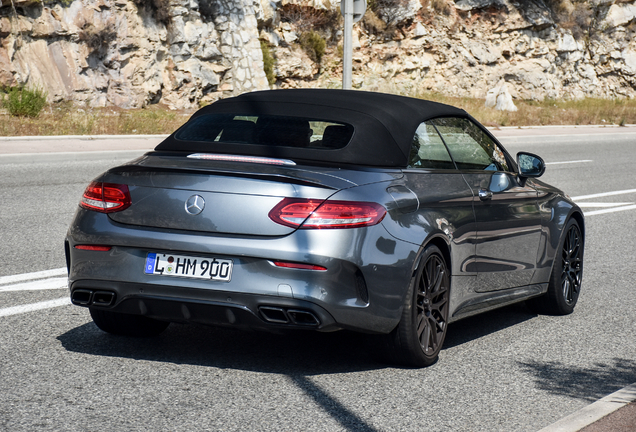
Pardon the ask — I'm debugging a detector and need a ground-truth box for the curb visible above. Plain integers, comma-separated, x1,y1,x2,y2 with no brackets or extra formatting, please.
491,124,635,130
538,382,636,432
494,134,636,145
0,134,168,141
0,125,632,141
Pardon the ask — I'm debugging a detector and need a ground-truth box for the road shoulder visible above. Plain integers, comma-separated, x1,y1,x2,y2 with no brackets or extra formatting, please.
539,382,636,432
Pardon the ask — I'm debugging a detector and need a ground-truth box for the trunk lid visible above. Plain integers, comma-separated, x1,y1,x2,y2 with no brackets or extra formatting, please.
101,152,400,236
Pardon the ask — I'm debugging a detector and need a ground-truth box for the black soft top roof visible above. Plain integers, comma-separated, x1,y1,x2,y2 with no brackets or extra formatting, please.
155,89,467,167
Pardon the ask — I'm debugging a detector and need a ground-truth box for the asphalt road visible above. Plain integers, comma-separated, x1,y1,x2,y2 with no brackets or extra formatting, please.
1,129,635,431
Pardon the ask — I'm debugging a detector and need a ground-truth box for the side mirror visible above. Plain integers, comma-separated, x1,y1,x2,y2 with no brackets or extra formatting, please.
517,152,545,178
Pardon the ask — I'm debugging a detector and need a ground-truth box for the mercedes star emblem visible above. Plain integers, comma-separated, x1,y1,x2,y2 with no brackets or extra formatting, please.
185,195,205,215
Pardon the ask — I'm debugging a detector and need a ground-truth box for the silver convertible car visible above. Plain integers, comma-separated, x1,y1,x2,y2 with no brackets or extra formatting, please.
65,89,584,367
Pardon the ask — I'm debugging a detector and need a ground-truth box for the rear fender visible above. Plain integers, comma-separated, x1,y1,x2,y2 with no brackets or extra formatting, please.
532,180,584,284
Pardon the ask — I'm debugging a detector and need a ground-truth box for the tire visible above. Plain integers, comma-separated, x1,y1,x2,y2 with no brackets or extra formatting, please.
382,245,450,367
526,218,584,315
90,308,170,337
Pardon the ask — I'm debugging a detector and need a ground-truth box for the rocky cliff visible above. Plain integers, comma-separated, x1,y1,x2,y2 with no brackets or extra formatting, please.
1,0,635,109
0,0,270,108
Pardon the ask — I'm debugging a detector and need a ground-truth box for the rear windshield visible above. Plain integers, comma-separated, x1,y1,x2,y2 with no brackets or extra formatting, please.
175,114,355,150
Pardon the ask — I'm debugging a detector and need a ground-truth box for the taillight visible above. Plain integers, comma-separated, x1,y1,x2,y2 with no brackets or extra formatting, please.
269,198,386,229
80,182,131,213
271,261,327,271
74,245,112,251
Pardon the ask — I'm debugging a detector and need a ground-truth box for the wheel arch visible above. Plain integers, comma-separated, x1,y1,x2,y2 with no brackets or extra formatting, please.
380,232,452,367
527,209,584,315
423,234,452,276
568,210,585,242
544,208,585,288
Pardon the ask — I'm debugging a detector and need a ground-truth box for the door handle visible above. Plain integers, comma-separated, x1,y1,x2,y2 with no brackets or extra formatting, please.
478,189,493,201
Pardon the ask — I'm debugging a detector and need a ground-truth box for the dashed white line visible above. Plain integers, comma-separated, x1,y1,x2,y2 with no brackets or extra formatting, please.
584,204,636,216
0,267,66,285
0,277,68,293
572,188,636,201
570,188,636,216
0,297,71,317
546,160,593,165
576,202,634,208
0,268,70,317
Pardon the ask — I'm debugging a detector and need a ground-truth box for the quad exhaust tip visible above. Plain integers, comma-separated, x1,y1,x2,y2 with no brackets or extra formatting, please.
259,306,320,326
93,291,116,306
71,289,93,305
71,289,116,307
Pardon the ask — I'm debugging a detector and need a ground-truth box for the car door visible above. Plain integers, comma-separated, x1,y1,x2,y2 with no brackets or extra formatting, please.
391,121,477,281
431,117,542,292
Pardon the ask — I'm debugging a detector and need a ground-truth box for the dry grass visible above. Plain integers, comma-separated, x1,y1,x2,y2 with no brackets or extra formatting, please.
0,96,634,137
414,92,636,127
0,103,192,137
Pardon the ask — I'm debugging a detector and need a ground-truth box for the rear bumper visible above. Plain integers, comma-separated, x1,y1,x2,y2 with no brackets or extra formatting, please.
66,208,420,334
70,279,339,331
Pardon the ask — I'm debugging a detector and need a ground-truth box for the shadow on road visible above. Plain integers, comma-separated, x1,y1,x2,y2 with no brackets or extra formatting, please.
58,321,384,375
56,303,543,432
58,322,385,431
444,302,537,349
518,357,636,402
288,375,380,432
58,302,537,374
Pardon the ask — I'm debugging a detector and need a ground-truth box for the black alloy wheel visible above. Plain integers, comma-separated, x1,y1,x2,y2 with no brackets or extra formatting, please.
383,244,450,367
415,252,449,357
561,222,583,306
526,218,583,315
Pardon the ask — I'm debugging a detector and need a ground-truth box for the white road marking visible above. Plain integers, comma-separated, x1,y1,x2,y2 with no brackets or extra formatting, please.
585,204,636,216
0,277,68,292
0,297,71,317
0,269,71,316
575,202,634,208
545,160,593,165
0,267,66,285
572,188,636,201
573,189,636,215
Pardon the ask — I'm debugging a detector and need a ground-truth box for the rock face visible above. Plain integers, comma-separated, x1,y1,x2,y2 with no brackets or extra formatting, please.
0,0,268,108
1,0,635,109
486,78,517,111
271,0,636,101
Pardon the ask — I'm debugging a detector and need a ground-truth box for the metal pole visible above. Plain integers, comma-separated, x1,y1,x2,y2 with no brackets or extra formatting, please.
342,0,353,90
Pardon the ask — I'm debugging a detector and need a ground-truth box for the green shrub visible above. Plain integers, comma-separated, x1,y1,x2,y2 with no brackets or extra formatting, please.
260,40,276,85
2,86,47,118
299,31,326,64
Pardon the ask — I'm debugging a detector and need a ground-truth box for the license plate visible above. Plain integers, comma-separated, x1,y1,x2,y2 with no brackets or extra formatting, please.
144,252,233,282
